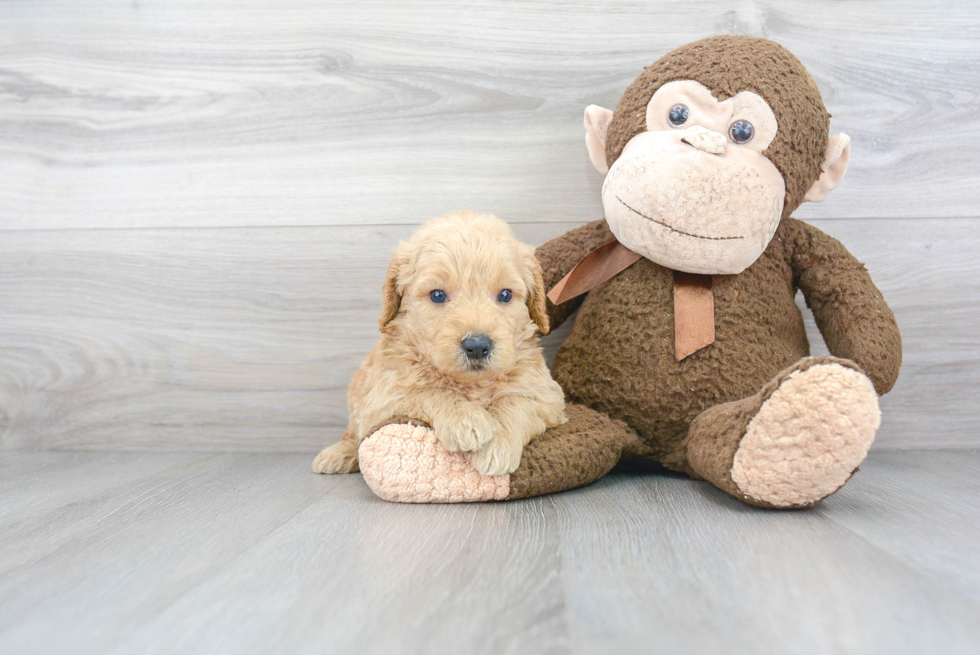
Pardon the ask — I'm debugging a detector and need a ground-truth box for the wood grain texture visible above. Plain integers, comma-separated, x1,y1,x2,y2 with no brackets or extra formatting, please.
555,451,980,655
0,451,978,654
1,0,976,452
0,218,976,451
0,221,566,451
0,0,977,231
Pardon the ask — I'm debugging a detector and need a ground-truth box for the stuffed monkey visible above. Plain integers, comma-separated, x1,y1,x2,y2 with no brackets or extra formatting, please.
352,35,902,508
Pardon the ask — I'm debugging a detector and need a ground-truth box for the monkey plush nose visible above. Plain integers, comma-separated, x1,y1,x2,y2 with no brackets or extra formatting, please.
461,334,493,361
681,126,727,155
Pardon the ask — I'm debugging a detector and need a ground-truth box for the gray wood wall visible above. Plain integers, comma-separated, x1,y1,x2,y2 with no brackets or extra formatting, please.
1,0,977,452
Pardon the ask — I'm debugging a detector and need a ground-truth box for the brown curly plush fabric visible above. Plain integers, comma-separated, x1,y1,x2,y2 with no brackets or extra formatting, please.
684,355,867,509
528,217,901,490
503,36,900,505
605,35,830,221
507,404,639,499
358,36,902,507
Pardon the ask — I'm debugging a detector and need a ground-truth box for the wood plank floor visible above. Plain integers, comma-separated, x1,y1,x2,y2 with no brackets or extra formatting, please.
1,450,978,654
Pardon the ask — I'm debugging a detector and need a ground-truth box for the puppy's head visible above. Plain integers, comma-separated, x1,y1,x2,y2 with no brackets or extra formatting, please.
379,210,549,381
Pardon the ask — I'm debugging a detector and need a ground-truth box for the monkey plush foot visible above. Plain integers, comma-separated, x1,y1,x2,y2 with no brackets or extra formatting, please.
731,361,880,507
687,356,881,508
358,423,510,503
357,405,634,503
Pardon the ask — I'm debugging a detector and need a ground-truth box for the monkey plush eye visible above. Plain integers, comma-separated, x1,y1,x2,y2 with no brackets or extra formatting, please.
429,289,447,303
729,120,755,144
497,289,513,303
668,104,690,127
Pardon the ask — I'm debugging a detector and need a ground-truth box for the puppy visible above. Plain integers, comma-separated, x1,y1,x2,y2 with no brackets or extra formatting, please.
312,210,566,476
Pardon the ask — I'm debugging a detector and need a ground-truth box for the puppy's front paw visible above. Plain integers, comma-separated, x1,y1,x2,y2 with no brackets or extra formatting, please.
466,437,523,476
436,404,500,452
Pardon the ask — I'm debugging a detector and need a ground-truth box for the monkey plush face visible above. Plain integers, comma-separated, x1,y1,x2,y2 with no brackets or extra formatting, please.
585,36,851,275
602,80,785,274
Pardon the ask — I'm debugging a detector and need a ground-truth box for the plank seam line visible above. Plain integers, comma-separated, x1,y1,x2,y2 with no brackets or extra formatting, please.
1,216,977,235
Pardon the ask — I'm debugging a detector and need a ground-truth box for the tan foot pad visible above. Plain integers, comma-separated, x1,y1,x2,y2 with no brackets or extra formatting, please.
358,424,510,503
731,363,880,508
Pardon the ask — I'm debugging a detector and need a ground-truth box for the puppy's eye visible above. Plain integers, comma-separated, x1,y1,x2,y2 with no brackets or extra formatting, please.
729,120,754,144
429,289,447,303
668,104,689,127
497,289,513,303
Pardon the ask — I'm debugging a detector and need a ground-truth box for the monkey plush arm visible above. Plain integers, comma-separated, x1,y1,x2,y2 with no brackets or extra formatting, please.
535,219,617,330
788,219,902,395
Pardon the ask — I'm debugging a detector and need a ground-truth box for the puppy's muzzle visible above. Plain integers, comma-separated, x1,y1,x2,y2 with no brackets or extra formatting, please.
461,334,493,362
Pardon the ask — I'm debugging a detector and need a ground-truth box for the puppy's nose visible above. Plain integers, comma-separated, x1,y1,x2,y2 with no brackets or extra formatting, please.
461,334,493,361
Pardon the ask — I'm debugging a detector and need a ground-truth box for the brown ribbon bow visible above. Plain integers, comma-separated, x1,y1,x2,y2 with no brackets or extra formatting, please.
546,239,715,361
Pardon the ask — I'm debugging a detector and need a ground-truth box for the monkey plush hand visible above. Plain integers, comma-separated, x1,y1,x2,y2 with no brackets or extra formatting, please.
356,35,901,508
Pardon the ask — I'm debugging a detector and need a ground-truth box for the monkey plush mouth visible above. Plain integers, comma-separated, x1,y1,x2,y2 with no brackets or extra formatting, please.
616,196,744,241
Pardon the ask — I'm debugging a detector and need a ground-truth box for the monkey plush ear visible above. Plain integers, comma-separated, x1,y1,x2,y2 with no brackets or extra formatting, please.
378,250,407,333
521,244,550,335
584,105,615,175
804,133,852,203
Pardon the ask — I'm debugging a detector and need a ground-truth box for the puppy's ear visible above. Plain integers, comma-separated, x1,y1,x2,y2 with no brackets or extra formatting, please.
379,249,407,333
521,245,550,335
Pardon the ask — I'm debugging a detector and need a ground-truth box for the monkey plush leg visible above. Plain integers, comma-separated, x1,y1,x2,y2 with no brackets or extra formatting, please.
357,404,636,503
683,356,880,508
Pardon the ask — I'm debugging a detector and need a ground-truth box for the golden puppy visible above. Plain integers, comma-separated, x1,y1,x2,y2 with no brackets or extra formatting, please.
312,210,566,476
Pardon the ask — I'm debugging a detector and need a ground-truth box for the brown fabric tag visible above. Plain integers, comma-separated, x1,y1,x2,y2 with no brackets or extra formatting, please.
673,271,715,361
547,240,643,305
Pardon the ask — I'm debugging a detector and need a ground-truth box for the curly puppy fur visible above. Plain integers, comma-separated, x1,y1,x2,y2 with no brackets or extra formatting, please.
312,211,567,476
